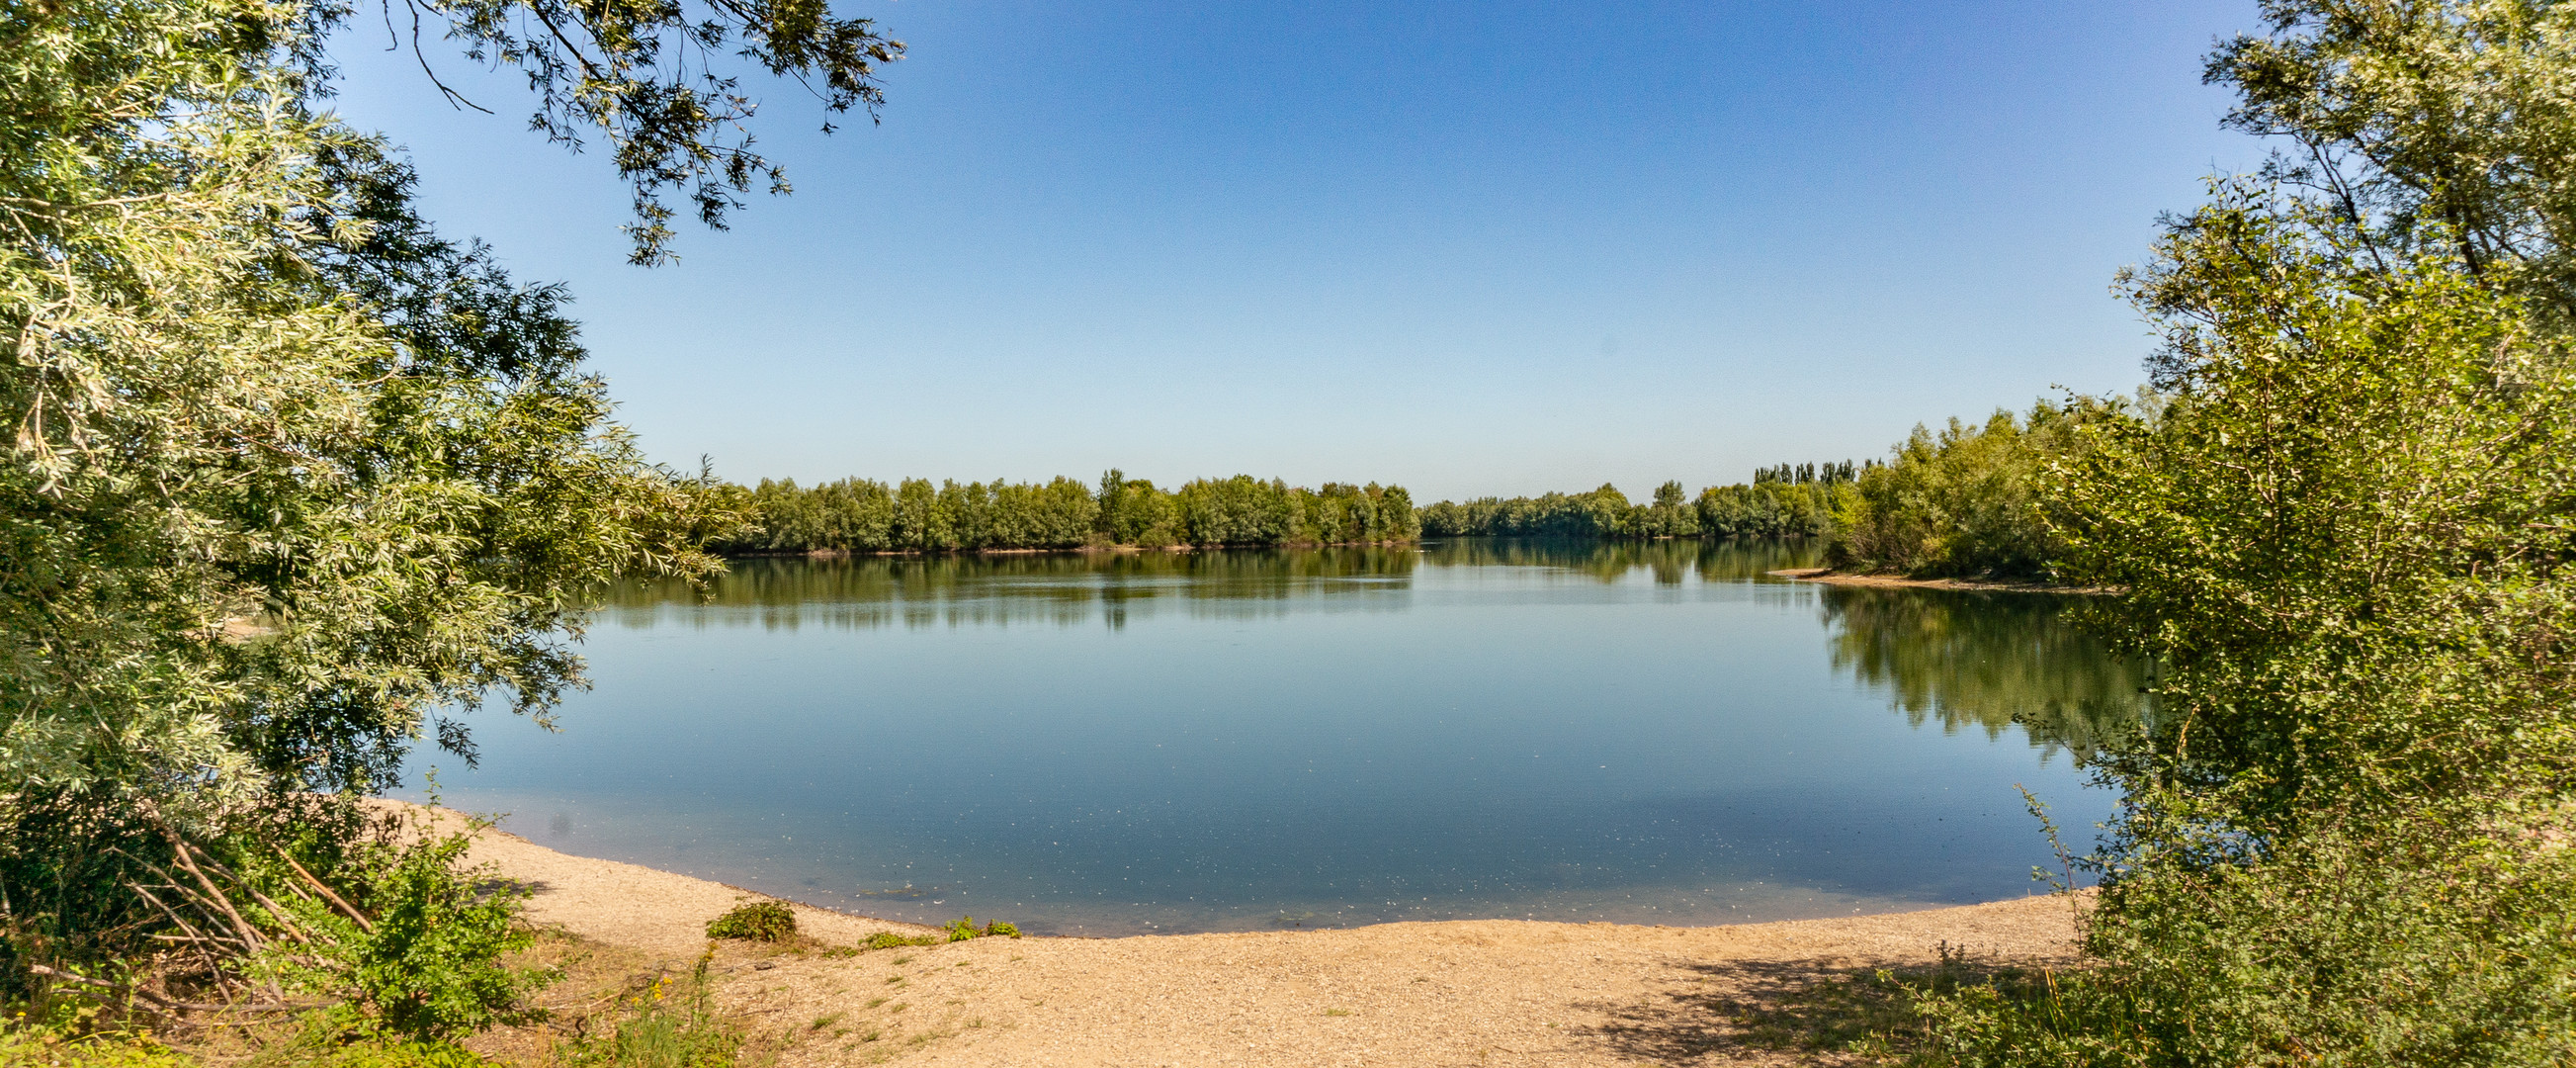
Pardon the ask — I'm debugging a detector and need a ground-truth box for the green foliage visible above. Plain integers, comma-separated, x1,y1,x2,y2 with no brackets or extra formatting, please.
1752,461,1860,487
278,825,551,1043
723,472,1417,553
2070,194,2576,824
0,0,737,1015
0,1030,196,1068
0,1028,500,1068
1912,804,2576,1068
850,932,942,952
267,1038,494,1068
0,805,547,1046
941,918,1018,942
1693,482,1841,539
0,793,359,997
1417,484,1638,538
703,903,796,942
1417,469,1857,541
564,951,738,1068
286,0,905,264
1917,6,2576,1059
1824,402,2093,579
2209,0,2576,324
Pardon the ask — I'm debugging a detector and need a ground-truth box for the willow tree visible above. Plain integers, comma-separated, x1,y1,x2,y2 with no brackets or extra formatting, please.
0,0,913,972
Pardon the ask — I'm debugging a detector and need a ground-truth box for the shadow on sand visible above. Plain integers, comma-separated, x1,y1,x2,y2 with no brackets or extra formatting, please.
1577,948,2038,1066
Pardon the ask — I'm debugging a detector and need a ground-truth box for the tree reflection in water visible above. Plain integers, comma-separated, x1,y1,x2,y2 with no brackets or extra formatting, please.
1819,586,2149,763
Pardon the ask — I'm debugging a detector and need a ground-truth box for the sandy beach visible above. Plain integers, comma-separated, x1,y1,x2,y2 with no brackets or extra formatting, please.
419,803,2084,1067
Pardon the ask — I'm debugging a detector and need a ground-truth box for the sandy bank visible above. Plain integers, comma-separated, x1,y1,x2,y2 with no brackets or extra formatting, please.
402,803,2086,1066
1767,568,2107,595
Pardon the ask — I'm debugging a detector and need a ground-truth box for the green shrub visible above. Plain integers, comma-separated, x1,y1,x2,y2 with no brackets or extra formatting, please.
1912,803,2576,1067
942,918,1019,942
855,932,939,951
294,827,552,1043
703,903,795,942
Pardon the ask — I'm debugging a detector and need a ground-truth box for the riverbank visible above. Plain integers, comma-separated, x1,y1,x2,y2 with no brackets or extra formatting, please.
724,539,1421,559
1768,567,2109,595
412,803,2086,1066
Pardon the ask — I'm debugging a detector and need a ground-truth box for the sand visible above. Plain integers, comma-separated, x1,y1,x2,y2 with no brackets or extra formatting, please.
405,803,2086,1066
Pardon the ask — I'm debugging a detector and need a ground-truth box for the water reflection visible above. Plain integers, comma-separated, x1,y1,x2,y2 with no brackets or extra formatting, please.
1419,536,1823,583
599,540,2142,763
419,541,2144,933
607,538,1826,629
1820,586,2147,763
603,546,1427,631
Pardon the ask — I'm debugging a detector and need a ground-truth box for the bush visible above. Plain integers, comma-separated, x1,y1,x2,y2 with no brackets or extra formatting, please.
703,903,796,942
293,825,553,1043
1913,803,2576,1067
942,918,1019,942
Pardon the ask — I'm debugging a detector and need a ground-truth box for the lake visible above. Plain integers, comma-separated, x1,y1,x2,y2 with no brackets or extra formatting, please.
400,539,2142,935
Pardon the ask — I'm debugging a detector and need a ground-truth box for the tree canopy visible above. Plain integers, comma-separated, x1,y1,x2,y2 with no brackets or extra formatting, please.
2,0,748,974
1918,3,2576,1061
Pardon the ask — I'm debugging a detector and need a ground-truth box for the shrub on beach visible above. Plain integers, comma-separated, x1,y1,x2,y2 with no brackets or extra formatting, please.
705,903,798,942
944,918,1020,942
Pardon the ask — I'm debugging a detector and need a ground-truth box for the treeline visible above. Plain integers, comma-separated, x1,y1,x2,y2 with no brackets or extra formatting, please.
715,470,1418,554
1418,473,1858,540
1406,412,2097,582
1818,400,2105,580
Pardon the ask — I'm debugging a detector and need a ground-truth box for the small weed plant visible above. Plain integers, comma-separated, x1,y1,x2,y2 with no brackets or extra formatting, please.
821,920,1017,959
568,949,739,1068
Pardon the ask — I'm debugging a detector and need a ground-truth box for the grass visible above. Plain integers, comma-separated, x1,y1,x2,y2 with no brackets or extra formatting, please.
560,948,743,1068
813,918,1017,960
2,931,816,1068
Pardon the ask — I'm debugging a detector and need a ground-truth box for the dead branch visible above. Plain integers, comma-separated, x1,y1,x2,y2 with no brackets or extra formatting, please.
26,965,317,1015
165,838,264,951
275,846,373,934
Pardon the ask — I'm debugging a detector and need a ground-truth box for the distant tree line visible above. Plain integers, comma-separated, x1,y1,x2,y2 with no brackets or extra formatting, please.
1416,467,1862,540
1751,460,1867,485
715,470,1418,553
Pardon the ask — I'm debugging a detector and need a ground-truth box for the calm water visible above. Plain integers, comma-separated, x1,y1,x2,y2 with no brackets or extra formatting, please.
402,540,2142,935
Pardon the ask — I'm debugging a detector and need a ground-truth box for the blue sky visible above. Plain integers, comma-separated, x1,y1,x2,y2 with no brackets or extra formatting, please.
325,0,2264,500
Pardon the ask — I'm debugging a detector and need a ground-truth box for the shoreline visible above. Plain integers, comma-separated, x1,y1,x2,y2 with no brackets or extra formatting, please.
1768,567,2111,594
724,539,1421,560
413,802,2087,1065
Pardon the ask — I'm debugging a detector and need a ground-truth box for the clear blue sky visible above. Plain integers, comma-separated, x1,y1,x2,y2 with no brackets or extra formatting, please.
324,0,2264,500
